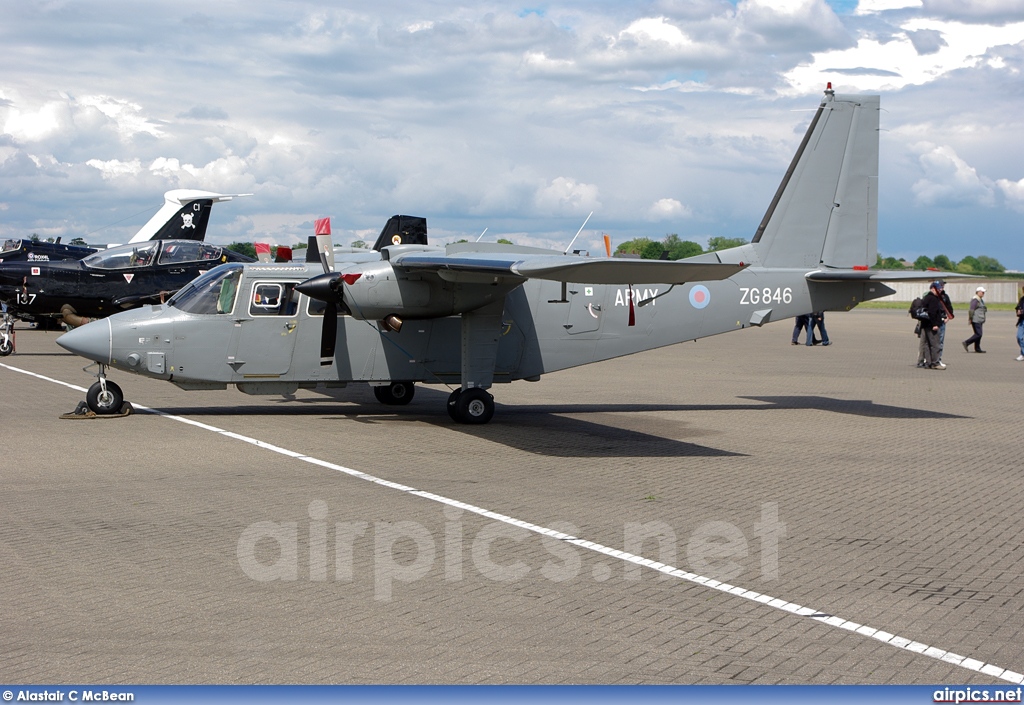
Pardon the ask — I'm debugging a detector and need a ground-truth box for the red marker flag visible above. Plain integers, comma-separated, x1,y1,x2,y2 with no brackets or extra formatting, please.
315,217,331,235
254,243,271,256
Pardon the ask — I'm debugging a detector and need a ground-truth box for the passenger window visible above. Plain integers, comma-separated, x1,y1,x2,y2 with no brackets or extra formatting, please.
249,282,300,316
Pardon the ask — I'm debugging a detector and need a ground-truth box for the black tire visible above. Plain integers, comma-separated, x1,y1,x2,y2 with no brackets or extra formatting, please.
454,387,494,425
446,389,462,421
0,338,12,357
373,382,415,406
86,381,124,415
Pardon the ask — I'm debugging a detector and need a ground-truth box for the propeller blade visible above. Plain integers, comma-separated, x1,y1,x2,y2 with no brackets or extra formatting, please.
314,217,334,273
320,301,337,365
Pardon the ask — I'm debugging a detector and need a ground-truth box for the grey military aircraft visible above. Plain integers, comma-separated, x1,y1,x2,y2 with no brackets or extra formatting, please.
57,87,957,423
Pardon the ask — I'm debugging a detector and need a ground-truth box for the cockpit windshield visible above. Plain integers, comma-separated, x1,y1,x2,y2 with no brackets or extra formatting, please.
0,239,23,256
167,264,244,315
83,241,160,269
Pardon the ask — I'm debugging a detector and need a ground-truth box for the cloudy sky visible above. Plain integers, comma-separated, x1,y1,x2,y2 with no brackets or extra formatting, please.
2,0,1023,267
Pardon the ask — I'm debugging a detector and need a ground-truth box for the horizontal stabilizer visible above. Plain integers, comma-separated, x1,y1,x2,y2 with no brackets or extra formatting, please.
806,268,978,282
391,250,746,285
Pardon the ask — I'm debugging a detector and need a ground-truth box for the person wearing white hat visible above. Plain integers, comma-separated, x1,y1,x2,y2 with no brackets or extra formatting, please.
963,286,987,353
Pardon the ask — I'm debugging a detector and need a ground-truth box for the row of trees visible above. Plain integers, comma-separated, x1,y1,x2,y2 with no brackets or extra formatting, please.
614,234,747,260
874,254,1006,273
611,233,1010,274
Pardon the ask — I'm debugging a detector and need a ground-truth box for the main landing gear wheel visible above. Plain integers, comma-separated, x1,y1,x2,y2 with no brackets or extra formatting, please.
86,380,124,415
373,381,415,406
448,387,494,425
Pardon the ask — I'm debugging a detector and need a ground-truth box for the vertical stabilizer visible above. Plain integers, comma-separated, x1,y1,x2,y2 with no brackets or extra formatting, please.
127,190,251,243
751,90,879,269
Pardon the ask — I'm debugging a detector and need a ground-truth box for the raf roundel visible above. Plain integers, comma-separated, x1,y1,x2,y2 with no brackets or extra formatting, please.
689,284,711,309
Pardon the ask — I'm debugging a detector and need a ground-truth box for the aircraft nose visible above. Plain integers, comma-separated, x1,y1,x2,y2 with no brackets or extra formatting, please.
57,319,111,364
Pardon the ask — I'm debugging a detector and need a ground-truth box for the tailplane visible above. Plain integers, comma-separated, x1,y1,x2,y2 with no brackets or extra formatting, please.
751,87,879,269
127,189,251,243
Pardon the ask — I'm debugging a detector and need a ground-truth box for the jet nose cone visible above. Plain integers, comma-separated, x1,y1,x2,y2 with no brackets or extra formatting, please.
57,319,111,364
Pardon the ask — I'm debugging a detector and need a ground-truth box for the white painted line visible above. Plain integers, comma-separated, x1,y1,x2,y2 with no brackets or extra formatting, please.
3,359,1021,684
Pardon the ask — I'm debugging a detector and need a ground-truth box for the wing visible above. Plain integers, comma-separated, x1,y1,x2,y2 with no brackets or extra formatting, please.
388,248,746,285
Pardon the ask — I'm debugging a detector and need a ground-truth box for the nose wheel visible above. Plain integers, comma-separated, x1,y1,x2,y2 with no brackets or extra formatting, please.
447,387,494,424
86,365,125,415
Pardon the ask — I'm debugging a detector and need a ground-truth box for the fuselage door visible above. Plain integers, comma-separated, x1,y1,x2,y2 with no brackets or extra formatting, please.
228,280,301,376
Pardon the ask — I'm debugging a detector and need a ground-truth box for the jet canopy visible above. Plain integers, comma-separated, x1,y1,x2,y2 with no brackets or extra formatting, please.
82,240,226,270
0,239,23,256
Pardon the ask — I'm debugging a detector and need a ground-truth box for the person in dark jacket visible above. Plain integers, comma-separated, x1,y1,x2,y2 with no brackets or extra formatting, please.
935,280,954,363
962,286,987,353
791,313,810,345
920,281,946,369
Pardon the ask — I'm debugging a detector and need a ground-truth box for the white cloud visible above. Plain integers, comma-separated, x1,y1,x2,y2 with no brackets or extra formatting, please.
996,177,1024,211
533,177,601,215
910,142,995,207
619,17,694,49
3,99,71,142
648,198,691,220
785,17,1024,92
856,0,922,13
87,158,143,178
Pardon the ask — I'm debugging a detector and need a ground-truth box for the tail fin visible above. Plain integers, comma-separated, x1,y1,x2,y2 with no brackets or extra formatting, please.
752,89,879,269
372,215,428,251
127,189,251,243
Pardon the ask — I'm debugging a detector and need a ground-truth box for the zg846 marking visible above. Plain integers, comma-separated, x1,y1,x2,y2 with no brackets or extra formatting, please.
739,287,792,305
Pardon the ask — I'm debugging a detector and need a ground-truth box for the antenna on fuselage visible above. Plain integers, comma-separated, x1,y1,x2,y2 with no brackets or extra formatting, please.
563,211,593,254
475,227,488,242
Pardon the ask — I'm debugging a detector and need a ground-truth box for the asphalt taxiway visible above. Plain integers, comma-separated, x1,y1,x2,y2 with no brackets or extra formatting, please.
1,309,1023,684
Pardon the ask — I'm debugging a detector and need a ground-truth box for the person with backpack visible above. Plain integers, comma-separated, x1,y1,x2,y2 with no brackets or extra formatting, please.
911,294,930,367
962,286,987,353
919,281,947,369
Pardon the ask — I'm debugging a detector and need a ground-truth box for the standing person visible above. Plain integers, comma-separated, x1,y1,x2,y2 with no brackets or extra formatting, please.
791,313,810,345
962,286,987,353
920,281,947,369
807,311,831,346
1016,286,1024,361
935,280,954,364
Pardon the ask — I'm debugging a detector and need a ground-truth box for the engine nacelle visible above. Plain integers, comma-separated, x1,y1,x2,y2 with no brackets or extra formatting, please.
341,262,521,321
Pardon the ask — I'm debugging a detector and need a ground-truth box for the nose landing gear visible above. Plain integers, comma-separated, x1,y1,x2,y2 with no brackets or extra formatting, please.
85,364,127,415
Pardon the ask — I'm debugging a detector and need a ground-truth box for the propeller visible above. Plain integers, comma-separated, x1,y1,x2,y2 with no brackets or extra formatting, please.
302,217,341,366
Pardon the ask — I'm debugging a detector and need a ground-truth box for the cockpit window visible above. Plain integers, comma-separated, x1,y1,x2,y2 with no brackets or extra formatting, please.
0,239,23,256
83,241,160,269
158,241,224,265
167,264,244,315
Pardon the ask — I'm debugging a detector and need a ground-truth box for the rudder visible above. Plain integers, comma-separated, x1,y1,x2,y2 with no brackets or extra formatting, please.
752,89,879,269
